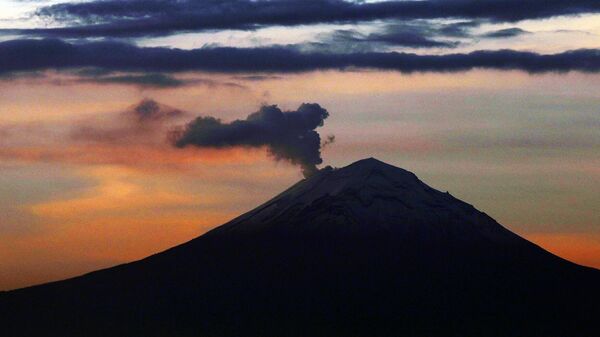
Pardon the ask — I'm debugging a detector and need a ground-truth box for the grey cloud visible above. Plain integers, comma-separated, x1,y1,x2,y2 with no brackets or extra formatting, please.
84,73,189,88
482,28,530,39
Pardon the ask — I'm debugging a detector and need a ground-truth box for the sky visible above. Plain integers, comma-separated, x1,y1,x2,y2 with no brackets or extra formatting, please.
0,0,599,290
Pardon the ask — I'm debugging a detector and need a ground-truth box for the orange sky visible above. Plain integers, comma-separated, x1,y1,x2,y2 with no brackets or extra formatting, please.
1,70,599,290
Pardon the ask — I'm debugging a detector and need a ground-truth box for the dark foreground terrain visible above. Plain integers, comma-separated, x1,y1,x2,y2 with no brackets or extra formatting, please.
1,158,598,337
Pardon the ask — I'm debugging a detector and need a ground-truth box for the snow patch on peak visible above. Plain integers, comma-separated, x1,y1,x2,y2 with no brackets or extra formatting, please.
208,158,520,245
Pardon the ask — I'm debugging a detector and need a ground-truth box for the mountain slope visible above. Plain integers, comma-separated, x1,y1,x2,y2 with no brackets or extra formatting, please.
1,158,599,337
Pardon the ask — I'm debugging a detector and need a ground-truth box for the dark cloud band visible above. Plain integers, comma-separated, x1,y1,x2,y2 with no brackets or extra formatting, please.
16,0,600,38
1,39,599,76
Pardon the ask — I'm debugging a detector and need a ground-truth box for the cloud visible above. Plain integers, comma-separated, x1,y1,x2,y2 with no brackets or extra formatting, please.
71,70,247,89
9,0,600,38
437,21,481,38
70,98,185,144
0,99,271,173
81,73,189,89
232,75,283,82
0,69,187,88
482,28,530,39
172,104,331,177
0,70,45,81
130,98,184,122
311,22,468,52
0,144,265,175
1,39,599,76
365,29,459,49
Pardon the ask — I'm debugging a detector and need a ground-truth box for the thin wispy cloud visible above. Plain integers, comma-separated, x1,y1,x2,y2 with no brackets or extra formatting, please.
70,98,186,144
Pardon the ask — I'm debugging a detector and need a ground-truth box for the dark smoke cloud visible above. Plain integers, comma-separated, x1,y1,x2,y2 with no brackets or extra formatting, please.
1,39,599,75
8,0,600,38
173,104,331,177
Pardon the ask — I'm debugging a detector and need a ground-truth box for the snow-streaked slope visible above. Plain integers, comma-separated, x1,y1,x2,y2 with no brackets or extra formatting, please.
210,158,521,245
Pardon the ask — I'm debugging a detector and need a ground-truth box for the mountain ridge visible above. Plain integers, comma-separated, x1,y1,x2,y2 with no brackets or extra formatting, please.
1,158,598,337
205,157,537,247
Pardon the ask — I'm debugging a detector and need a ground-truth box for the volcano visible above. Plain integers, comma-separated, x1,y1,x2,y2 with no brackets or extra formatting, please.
1,158,598,337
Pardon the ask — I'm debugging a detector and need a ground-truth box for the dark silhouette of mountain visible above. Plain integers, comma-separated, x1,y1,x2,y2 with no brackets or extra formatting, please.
1,158,598,337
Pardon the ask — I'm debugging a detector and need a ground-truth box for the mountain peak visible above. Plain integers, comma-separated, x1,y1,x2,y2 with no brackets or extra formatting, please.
347,156,389,167
348,156,385,166
324,157,407,172
325,157,419,183
3,161,599,337
209,158,518,244
269,157,424,207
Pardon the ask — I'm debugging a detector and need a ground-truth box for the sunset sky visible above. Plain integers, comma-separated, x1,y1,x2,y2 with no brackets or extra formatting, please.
0,0,599,290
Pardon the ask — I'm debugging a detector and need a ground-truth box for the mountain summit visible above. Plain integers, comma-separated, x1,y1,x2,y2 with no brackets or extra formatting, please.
1,158,599,337
210,157,519,244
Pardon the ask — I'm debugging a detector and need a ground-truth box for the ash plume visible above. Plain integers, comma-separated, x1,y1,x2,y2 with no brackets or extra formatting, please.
172,103,331,177
70,98,185,143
